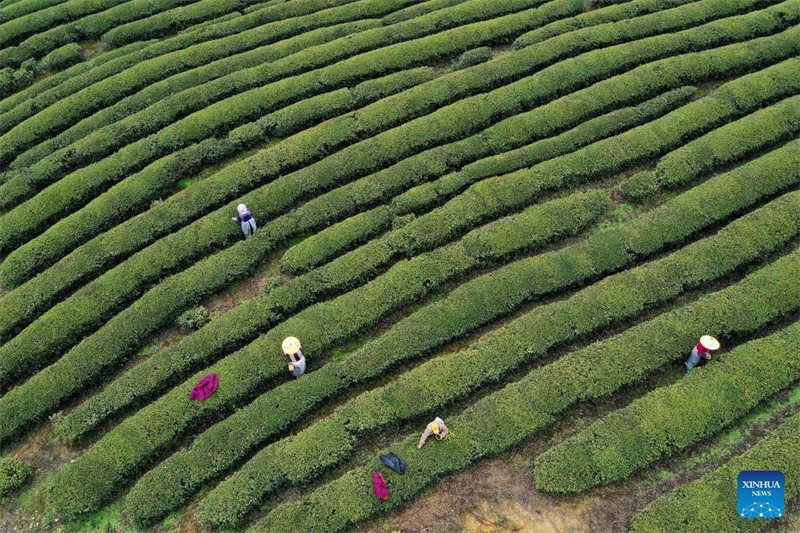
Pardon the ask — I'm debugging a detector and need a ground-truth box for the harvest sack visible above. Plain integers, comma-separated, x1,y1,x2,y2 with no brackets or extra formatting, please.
189,373,219,401
372,471,390,501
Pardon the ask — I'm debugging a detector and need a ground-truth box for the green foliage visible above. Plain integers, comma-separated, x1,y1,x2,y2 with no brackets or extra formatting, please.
54,190,606,522
631,409,800,532
251,238,800,533
2,12,780,402
452,46,493,69
9,50,799,455
101,0,249,47
0,67,437,353
619,170,658,201
0,68,14,98
514,0,697,49
0,59,38,97
382,0,469,25
39,43,84,72
280,207,393,275
1,9,789,365
0,4,798,529
176,306,210,332
0,39,152,118
534,322,800,493
262,276,281,296
0,0,537,188
619,93,800,200
0,0,206,68
0,457,32,496
0,0,568,276
54,86,690,446
196,158,800,528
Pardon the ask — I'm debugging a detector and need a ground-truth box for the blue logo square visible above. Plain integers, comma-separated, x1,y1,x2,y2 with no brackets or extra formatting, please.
738,470,784,518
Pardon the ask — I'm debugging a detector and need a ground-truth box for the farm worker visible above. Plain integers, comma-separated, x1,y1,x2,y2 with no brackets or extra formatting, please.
232,203,257,239
282,336,306,378
684,335,720,373
417,416,449,448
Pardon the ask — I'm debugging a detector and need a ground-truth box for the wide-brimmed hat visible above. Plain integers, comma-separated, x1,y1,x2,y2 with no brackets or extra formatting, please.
699,335,720,351
282,336,301,355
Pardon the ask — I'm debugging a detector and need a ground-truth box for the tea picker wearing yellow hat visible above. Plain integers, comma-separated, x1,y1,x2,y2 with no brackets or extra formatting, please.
282,336,306,378
685,335,720,373
418,416,449,449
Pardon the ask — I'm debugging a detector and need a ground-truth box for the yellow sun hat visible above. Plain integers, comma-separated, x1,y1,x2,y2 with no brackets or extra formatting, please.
431,422,441,435
699,335,720,351
282,336,301,355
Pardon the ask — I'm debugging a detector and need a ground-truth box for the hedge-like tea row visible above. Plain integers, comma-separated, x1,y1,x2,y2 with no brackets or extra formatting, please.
100,0,252,48
0,18,795,404
514,0,697,49
0,0,77,23
6,0,788,272
0,456,32,497
631,407,800,532
48,190,607,520
250,225,800,533
180,10,242,32
0,0,137,47
0,0,615,287
0,68,436,363
534,319,800,493
0,0,211,68
382,45,800,258
0,0,551,246
382,0,470,24
0,0,365,133
38,43,84,72
117,190,608,524
0,34,793,397
243,0,285,13
280,86,700,275
0,0,367,70
6,19,374,176
57,139,800,521
620,93,800,201
8,0,464,170
0,0,423,159
0,0,540,170
2,8,794,324
7,0,763,192
0,2,421,187
0,39,154,118
3,8,716,336
280,207,394,275
139,187,800,528
54,89,692,444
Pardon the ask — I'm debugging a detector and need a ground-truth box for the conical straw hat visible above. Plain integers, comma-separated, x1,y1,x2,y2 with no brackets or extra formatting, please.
699,335,720,351
282,336,301,355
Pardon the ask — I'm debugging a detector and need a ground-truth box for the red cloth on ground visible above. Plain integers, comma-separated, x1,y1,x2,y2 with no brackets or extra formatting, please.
189,373,219,401
372,471,390,501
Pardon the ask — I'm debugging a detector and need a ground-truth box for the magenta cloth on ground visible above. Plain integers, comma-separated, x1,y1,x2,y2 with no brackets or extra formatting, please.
189,373,219,401
372,471,390,501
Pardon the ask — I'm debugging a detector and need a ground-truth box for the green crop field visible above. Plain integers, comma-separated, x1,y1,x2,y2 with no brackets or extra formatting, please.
0,0,798,530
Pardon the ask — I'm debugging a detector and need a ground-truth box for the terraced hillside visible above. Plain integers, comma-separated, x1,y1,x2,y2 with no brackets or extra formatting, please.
0,0,798,530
